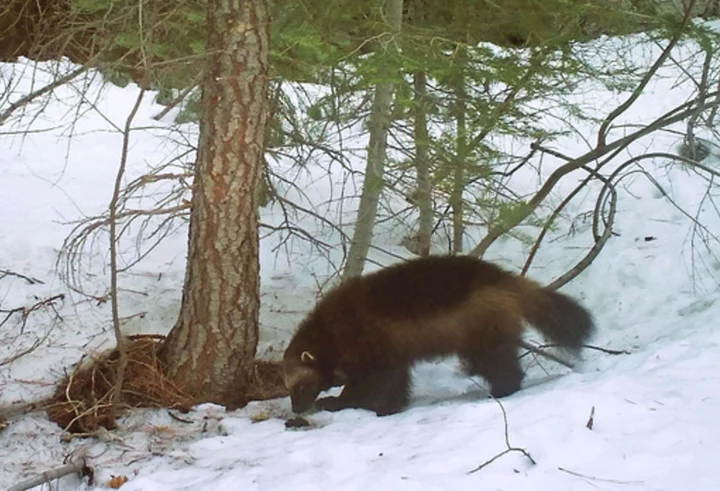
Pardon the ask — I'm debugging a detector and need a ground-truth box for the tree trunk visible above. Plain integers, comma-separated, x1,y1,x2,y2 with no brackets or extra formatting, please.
413,69,433,257
159,0,270,405
343,0,404,279
450,48,468,255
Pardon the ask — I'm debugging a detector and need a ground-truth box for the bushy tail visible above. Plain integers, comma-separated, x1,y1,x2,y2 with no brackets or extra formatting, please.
520,283,595,356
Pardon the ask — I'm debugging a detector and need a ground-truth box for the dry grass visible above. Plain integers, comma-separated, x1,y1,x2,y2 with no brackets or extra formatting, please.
46,335,287,434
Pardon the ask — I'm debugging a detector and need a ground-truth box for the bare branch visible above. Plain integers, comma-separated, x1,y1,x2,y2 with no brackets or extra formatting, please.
0,65,89,126
557,466,643,486
527,343,631,356
597,0,697,147
0,269,44,285
152,74,202,121
108,86,147,424
546,170,617,291
0,293,65,333
468,87,720,258
0,331,51,368
517,340,575,369
521,165,596,277
467,396,536,474
8,451,89,491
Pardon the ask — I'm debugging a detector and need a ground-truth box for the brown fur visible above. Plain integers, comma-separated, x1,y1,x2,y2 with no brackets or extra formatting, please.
282,255,594,416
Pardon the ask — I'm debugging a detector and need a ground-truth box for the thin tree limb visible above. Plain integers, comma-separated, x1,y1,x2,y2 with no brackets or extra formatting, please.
151,73,202,121
597,0,696,147
557,466,643,486
468,88,720,258
0,269,44,285
517,340,575,369
8,453,89,491
467,396,536,474
108,86,147,424
546,173,617,291
0,65,89,126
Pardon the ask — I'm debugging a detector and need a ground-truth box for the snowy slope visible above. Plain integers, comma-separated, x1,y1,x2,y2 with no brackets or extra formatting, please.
2,27,720,491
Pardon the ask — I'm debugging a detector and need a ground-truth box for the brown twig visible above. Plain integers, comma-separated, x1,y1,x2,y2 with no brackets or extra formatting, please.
108,85,147,425
580,344,631,356
527,342,631,356
0,65,89,126
546,170,617,291
517,340,575,369
151,73,202,121
520,167,596,277
0,269,44,285
167,410,193,424
0,399,50,422
467,395,536,474
0,293,65,333
586,406,595,430
0,332,51,368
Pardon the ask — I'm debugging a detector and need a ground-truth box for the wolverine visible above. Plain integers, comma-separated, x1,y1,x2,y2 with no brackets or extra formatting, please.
282,255,594,416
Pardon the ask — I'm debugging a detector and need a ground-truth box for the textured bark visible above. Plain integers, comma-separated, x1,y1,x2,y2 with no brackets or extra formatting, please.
343,0,404,279
159,0,270,405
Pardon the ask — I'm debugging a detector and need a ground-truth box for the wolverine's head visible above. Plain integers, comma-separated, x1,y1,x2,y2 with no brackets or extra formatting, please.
282,348,328,413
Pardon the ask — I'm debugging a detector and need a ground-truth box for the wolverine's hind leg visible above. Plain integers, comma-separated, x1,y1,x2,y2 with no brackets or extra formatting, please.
461,316,524,398
317,365,411,416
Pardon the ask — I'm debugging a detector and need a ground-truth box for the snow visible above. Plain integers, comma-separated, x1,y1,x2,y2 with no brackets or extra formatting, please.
2,27,720,491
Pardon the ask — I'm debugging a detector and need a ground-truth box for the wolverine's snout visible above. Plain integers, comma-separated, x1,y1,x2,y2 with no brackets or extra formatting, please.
283,362,324,414
289,384,321,414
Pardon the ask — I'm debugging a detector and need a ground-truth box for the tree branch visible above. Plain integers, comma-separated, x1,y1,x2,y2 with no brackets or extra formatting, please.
596,0,697,147
108,86,147,424
467,396,536,474
517,340,575,369
0,65,89,126
8,452,89,491
468,88,720,258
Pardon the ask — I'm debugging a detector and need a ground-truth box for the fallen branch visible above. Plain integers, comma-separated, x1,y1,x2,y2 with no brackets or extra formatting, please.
523,342,630,356
558,466,643,486
167,409,193,424
0,399,50,421
580,344,631,356
467,396,536,474
517,340,575,369
8,452,89,491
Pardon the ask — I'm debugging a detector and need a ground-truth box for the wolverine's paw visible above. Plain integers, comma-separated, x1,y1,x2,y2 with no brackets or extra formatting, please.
374,406,402,417
315,396,348,412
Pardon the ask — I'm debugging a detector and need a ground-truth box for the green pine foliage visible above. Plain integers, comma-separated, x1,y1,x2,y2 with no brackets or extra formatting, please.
63,0,708,247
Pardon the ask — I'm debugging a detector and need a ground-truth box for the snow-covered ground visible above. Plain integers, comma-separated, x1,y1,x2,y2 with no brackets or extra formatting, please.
2,28,720,490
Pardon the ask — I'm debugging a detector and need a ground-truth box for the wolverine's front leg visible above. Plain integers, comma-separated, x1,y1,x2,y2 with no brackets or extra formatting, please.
316,366,411,416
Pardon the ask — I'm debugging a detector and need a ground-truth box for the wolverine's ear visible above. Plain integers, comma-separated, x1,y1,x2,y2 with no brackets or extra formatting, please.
300,351,316,363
